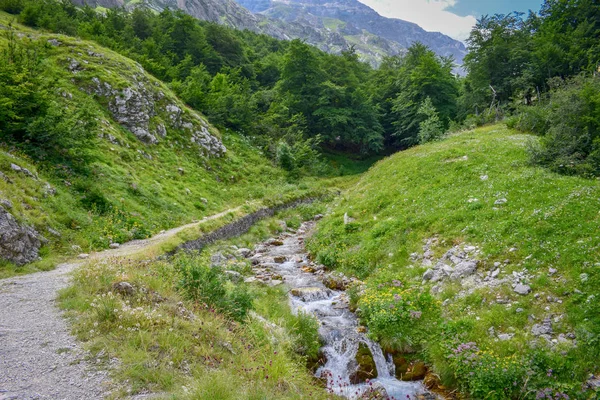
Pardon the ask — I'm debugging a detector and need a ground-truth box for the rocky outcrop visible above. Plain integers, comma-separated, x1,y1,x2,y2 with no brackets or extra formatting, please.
0,207,41,266
83,68,225,156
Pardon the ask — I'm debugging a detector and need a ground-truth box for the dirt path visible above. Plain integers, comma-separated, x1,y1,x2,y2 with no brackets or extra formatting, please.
0,206,243,400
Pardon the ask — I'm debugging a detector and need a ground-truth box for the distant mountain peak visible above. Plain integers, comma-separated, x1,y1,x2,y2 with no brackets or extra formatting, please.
73,0,466,66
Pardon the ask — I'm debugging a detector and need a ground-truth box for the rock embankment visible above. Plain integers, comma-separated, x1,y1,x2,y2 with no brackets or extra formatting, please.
0,206,41,266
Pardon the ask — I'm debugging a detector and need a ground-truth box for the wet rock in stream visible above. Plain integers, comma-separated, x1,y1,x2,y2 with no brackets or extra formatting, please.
350,342,378,384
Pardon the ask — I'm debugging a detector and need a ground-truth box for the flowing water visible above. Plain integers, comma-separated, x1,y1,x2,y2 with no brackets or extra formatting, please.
252,221,430,400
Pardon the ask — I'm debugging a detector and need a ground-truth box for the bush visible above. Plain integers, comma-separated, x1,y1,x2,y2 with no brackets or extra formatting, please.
177,254,253,321
522,75,600,176
289,311,321,360
445,341,527,400
0,27,98,165
359,285,441,349
0,0,25,14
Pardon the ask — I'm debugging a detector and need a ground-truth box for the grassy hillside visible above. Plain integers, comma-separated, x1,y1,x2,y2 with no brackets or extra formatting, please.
0,14,327,277
307,125,600,398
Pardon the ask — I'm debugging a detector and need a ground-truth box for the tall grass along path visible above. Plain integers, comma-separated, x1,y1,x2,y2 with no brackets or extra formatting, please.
0,206,244,400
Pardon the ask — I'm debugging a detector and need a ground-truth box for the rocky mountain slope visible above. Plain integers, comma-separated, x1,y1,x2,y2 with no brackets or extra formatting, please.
236,0,467,64
72,0,465,66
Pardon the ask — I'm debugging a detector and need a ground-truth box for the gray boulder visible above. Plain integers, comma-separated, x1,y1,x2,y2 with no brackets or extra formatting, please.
514,284,532,295
531,318,553,336
450,260,478,280
0,207,41,266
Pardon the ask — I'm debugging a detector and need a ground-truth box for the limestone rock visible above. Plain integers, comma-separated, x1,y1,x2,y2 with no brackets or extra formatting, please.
450,260,478,279
514,284,531,295
531,318,553,336
112,281,134,296
237,248,252,257
0,207,41,266
0,199,13,209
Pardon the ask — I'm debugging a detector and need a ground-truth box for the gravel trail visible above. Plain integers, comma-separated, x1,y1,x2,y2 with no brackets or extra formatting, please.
0,206,243,400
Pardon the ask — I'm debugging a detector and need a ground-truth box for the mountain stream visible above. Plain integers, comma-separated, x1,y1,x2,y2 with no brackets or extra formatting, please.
249,221,432,400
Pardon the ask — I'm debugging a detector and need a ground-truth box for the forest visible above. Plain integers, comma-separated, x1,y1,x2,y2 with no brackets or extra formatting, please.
0,0,598,175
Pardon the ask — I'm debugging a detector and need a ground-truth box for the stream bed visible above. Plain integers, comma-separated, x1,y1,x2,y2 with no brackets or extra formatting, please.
247,221,432,400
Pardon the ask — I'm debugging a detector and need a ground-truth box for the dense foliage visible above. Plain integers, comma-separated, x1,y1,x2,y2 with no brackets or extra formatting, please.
461,0,600,175
0,25,97,166
0,0,460,172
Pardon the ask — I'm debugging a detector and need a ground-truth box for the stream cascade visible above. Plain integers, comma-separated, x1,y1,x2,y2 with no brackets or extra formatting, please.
248,221,432,400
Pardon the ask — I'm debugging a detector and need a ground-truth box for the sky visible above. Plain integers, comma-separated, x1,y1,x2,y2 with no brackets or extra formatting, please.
357,0,543,42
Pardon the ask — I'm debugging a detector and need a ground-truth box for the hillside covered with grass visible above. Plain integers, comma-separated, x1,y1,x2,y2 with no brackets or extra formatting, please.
0,13,329,277
308,125,600,398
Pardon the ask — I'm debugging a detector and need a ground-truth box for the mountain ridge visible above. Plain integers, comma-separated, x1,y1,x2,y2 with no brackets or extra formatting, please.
73,0,466,66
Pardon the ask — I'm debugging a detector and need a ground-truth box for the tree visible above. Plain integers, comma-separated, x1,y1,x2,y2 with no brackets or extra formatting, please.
386,43,458,147
417,97,444,144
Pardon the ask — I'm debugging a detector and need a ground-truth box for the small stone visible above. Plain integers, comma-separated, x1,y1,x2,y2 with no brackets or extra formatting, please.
343,213,355,225
480,175,489,181
516,308,524,313
531,319,553,336
112,281,134,296
78,253,90,259
244,277,258,284
47,39,61,46
514,284,531,295
498,333,514,341
273,256,286,264
0,199,13,209
109,243,120,249
224,270,242,282
313,214,324,221
422,269,435,281
177,168,185,175
267,239,284,246
494,198,508,205
47,228,61,237
494,261,501,267
491,268,500,278
549,268,558,276
237,248,251,257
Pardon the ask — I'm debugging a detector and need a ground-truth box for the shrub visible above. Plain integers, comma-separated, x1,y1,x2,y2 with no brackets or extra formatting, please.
289,311,321,360
0,27,98,166
0,0,25,14
359,285,441,349
445,342,526,400
523,75,600,176
176,254,253,321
